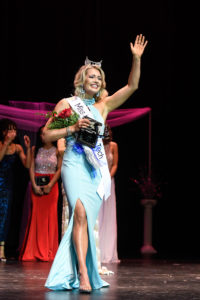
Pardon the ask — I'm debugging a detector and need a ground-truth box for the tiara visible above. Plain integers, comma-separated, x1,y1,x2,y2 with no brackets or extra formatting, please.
84,56,102,67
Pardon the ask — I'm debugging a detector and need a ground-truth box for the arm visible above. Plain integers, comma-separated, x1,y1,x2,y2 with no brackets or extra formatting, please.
103,34,148,115
29,147,44,195
16,135,31,168
110,142,118,178
43,99,70,143
43,149,62,195
0,141,9,161
57,138,66,158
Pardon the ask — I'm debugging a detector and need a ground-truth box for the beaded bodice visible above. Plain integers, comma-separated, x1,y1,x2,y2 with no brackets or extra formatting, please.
35,146,57,174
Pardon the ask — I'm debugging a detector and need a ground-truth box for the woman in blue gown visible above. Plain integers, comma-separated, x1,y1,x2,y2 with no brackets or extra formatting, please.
43,34,148,292
0,119,31,261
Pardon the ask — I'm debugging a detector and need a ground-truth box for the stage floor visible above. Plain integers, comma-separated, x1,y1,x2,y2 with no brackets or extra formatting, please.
1,259,200,300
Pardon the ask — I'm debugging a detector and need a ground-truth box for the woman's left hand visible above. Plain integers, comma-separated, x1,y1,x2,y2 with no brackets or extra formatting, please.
130,34,148,58
24,135,31,148
43,184,52,195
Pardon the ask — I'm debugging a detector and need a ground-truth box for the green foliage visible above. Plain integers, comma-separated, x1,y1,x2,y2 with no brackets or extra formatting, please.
47,112,79,129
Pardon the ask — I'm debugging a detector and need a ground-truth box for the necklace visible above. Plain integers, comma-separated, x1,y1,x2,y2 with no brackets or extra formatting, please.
83,98,95,106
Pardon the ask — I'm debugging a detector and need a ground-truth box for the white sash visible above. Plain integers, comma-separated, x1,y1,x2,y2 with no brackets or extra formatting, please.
68,96,93,119
67,96,111,200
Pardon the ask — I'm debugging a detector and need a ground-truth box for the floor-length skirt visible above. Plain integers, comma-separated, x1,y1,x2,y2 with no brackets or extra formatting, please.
20,173,59,261
98,178,120,263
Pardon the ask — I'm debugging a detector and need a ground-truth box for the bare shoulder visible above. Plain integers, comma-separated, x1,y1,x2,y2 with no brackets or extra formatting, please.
54,97,71,113
110,141,118,147
110,141,118,151
102,95,114,112
15,143,23,153
95,98,109,121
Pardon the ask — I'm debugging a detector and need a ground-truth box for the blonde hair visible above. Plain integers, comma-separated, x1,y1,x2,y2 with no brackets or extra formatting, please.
74,64,107,101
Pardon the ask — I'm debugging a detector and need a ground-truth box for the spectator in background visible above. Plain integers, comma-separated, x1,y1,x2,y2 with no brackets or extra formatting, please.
19,125,62,261
98,123,120,263
0,118,31,261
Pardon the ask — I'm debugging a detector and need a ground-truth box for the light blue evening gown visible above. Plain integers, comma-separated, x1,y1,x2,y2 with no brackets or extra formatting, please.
45,98,109,290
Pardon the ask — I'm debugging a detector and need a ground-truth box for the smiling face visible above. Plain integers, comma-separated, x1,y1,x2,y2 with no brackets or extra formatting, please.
83,68,102,98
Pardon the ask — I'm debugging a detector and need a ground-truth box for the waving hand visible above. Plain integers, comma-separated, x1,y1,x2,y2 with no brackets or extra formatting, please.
130,34,148,58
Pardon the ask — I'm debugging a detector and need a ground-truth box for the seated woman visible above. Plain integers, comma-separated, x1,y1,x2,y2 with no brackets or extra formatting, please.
19,125,62,261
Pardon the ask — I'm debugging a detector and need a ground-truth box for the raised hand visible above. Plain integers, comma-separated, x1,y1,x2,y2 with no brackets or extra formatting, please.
130,34,148,58
24,135,31,148
4,130,16,145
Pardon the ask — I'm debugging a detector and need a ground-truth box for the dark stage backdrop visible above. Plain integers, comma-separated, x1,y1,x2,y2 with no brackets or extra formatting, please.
1,1,194,260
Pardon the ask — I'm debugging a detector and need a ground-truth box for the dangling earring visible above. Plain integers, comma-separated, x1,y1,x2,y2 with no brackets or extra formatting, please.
96,91,100,97
80,85,85,95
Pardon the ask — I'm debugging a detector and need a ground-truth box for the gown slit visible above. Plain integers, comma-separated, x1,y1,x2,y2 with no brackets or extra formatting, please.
73,197,100,285
72,197,89,261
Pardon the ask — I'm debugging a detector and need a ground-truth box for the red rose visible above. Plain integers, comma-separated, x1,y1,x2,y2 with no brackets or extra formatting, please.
58,108,72,119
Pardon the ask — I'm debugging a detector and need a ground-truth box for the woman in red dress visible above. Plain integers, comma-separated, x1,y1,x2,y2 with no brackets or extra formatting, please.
20,125,62,261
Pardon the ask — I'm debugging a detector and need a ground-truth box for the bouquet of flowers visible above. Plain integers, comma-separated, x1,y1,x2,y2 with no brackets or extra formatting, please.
46,108,79,129
132,177,159,199
130,167,163,200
